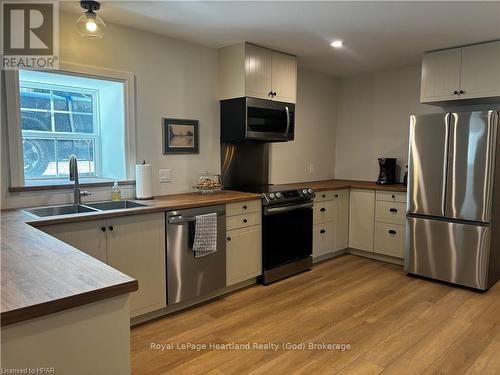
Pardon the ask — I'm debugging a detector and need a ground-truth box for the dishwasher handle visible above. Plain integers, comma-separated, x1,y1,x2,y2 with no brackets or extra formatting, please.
168,212,224,224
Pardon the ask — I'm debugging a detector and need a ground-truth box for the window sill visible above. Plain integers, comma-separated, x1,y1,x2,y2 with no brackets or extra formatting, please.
9,179,136,193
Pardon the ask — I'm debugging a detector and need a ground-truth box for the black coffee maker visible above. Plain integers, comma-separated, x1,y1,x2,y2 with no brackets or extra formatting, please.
377,158,397,185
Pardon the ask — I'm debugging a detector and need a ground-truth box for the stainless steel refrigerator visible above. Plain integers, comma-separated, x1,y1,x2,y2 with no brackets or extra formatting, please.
405,110,500,290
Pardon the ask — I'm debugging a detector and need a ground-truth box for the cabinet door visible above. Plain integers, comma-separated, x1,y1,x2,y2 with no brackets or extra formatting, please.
271,51,297,103
334,190,349,251
349,189,375,252
245,43,272,100
313,201,336,224
226,225,262,286
460,41,500,99
107,213,166,317
420,48,462,103
40,220,107,263
374,222,405,258
313,221,335,258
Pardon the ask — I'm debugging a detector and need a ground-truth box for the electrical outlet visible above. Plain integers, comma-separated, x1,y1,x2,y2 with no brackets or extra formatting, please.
159,169,172,183
309,163,315,174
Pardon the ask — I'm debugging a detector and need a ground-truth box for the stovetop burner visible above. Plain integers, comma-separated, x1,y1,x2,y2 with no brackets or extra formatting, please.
233,184,315,206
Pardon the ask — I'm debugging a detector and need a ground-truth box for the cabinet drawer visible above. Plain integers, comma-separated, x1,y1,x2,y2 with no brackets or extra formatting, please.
376,201,406,224
226,225,262,286
226,200,261,216
376,191,407,203
227,212,261,231
313,201,335,224
314,189,346,203
374,222,405,258
313,221,335,258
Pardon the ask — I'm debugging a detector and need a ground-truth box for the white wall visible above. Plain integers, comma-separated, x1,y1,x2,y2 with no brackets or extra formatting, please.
1,12,338,209
334,65,440,182
270,68,337,184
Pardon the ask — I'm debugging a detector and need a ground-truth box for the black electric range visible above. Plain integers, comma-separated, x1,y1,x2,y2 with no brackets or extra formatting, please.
235,184,315,284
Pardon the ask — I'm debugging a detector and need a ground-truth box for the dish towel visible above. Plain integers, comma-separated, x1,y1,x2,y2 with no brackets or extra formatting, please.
193,213,218,258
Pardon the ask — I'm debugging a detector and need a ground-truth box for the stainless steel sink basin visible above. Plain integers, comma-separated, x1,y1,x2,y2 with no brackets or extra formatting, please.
24,204,99,218
84,200,148,211
23,200,148,219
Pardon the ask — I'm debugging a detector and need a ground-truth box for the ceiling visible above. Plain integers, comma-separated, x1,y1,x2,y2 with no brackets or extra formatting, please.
62,1,500,77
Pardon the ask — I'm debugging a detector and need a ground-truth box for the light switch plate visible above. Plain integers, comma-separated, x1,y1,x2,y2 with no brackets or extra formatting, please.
159,169,172,183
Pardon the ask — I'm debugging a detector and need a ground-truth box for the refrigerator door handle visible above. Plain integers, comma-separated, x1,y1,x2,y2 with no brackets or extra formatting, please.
441,113,452,217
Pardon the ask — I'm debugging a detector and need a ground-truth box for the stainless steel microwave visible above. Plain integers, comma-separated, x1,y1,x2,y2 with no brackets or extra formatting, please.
220,97,295,142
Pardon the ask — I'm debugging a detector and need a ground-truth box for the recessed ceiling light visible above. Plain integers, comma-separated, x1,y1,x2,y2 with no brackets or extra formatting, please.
330,40,343,48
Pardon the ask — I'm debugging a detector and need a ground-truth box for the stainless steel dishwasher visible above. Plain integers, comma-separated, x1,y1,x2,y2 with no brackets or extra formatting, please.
166,205,226,305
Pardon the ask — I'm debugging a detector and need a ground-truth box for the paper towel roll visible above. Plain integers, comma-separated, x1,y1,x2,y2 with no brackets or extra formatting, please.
136,163,153,199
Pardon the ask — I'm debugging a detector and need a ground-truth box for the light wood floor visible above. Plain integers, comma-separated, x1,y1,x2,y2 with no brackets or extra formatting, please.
131,255,500,375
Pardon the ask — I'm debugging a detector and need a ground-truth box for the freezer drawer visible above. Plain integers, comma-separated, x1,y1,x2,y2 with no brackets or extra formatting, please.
405,216,491,290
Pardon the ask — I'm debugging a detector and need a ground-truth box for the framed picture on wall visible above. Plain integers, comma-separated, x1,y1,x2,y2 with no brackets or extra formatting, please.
162,118,199,154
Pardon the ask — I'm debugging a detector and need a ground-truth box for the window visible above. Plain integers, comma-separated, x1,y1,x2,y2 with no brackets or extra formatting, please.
20,83,99,179
6,64,136,188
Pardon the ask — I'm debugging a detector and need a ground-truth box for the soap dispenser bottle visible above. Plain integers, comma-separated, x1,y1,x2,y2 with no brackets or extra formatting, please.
111,181,121,201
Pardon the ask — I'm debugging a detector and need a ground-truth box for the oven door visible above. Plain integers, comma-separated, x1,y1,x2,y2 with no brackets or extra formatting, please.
246,97,295,141
262,202,313,269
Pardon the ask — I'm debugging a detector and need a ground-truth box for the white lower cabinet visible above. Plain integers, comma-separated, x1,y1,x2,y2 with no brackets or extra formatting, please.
226,225,262,286
39,213,167,318
226,200,262,286
374,222,405,258
373,192,406,259
41,219,108,263
313,221,335,258
106,213,166,317
349,189,375,252
348,189,407,259
313,189,349,259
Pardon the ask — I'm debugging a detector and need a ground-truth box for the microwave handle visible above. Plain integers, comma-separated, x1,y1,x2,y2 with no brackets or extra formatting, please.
284,106,290,137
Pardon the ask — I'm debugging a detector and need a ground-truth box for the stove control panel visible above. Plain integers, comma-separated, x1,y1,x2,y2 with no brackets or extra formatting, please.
263,188,315,206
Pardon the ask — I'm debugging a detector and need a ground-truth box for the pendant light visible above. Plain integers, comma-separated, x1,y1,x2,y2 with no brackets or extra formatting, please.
76,1,105,39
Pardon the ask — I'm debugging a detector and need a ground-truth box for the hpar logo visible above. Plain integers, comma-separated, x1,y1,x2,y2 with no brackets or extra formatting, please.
1,1,59,69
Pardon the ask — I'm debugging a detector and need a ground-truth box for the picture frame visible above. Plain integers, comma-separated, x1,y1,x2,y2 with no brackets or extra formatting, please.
162,118,199,154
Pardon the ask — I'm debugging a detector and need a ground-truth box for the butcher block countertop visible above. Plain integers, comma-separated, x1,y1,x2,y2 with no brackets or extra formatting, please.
0,190,261,326
282,179,407,193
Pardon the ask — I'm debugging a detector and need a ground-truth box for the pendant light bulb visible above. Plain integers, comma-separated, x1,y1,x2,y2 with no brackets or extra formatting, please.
77,1,105,39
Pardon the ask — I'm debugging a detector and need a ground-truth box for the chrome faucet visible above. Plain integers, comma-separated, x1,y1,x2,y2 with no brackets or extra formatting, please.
69,154,91,205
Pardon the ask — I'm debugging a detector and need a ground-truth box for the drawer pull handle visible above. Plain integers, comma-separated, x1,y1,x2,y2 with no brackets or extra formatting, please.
227,237,231,241
392,194,395,199
243,218,248,223
320,208,326,212
322,194,326,198
243,205,248,210
108,226,114,231
389,208,398,213
388,230,397,235
320,229,326,234
334,194,339,198
101,226,106,232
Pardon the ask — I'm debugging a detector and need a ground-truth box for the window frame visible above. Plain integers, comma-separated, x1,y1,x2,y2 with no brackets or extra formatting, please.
5,62,136,189
20,81,102,180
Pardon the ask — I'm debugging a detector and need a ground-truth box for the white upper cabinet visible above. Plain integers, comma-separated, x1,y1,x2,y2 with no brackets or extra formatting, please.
460,41,500,100
420,41,500,103
420,48,462,103
270,50,297,103
219,42,297,103
245,43,273,100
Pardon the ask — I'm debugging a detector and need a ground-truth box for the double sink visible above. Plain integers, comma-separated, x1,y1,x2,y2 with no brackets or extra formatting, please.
24,200,148,218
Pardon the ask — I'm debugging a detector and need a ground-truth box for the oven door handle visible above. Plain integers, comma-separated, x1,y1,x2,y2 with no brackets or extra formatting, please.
264,202,313,215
